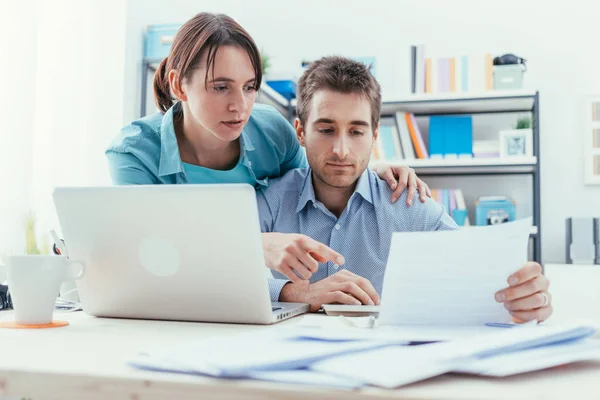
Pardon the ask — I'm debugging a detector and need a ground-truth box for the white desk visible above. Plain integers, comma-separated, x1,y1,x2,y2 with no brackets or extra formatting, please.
0,263,599,400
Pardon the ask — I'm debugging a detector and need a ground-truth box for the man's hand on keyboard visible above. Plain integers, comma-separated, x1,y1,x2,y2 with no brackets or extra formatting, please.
279,270,380,312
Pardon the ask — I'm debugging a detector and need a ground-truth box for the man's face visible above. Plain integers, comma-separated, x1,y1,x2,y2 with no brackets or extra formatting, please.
296,90,378,189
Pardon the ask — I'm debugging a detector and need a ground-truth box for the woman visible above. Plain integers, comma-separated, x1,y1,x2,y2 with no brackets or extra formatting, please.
106,12,431,282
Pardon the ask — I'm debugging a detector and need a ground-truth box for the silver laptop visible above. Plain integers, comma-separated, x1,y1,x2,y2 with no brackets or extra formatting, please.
52,184,308,324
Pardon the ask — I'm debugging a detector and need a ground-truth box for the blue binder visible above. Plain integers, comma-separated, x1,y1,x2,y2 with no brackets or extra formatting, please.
428,116,473,157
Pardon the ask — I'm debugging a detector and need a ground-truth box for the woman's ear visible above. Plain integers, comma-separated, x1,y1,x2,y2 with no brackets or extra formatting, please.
168,70,187,102
294,119,305,147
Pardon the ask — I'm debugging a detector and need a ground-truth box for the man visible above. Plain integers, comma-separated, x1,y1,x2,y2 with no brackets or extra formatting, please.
257,56,552,322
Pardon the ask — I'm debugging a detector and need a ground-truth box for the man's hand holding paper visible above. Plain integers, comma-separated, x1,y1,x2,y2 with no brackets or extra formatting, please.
495,261,552,323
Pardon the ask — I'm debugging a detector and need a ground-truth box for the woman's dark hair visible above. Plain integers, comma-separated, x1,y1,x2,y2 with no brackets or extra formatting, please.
153,13,262,113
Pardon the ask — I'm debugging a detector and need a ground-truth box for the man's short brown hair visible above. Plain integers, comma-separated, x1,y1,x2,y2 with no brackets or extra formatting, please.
296,56,382,129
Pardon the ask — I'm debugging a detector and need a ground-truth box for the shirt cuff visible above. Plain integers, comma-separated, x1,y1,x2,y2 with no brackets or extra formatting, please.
268,278,290,302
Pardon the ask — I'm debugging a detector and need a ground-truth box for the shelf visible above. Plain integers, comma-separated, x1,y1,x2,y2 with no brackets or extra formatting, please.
371,157,537,175
380,90,537,116
257,88,537,117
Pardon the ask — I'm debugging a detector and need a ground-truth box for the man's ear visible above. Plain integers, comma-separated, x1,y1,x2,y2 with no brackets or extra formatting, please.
294,118,306,147
168,70,187,102
372,122,380,144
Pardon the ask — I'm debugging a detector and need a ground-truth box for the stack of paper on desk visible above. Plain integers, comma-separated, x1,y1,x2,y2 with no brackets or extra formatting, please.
129,327,406,378
310,325,598,388
130,324,598,388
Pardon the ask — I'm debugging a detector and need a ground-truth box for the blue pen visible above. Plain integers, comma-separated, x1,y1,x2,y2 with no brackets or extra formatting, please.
485,320,538,328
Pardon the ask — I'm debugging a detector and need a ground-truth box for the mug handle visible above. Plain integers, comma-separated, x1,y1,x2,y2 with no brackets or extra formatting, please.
66,260,86,280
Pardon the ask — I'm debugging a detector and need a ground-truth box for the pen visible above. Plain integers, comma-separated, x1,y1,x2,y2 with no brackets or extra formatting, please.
485,319,539,328
50,229,68,257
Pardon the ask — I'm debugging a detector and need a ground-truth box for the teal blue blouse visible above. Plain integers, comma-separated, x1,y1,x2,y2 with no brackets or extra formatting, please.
106,102,307,187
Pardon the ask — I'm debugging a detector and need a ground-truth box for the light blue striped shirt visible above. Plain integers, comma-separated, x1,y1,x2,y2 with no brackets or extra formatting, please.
256,168,459,302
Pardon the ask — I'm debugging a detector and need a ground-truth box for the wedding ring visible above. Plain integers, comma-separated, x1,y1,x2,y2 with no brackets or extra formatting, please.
540,292,549,307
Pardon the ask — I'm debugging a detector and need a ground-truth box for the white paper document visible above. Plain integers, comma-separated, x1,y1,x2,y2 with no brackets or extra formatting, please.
454,337,600,377
130,322,597,389
129,328,406,378
311,324,596,388
378,218,533,326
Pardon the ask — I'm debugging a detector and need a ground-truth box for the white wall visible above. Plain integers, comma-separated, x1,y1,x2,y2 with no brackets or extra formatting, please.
124,0,600,264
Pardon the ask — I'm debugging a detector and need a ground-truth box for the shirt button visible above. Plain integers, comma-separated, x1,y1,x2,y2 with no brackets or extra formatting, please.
335,224,341,230
248,161,252,166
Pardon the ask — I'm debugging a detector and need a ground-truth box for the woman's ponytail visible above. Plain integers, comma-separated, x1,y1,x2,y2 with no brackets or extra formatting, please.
153,57,173,113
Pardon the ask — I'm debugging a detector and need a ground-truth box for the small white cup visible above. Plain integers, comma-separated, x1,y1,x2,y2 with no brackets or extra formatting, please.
0,255,85,325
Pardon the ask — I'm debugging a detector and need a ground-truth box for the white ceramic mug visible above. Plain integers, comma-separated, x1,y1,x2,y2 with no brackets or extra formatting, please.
0,255,85,325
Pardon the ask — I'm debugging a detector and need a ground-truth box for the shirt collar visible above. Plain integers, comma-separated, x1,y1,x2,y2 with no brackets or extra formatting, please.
158,102,184,177
240,128,255,153
353,168,374,205
158,102,255,177
295,167,373,213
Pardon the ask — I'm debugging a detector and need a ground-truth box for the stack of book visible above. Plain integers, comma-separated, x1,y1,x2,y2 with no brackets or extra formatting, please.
473,140,500,158
431,188,470,226
372,115,474,161
411,44,494,94
372,112,428,161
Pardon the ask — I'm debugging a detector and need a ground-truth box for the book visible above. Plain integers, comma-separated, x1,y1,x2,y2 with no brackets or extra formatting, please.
409,113,428,159
395,112,416,160
405,113,426,159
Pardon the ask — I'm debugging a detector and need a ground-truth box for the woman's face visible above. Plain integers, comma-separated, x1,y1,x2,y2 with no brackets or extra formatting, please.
180,45,258,142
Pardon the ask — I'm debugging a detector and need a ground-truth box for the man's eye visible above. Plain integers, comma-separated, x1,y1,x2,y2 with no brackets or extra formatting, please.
352,130,365,136
319,129,334,134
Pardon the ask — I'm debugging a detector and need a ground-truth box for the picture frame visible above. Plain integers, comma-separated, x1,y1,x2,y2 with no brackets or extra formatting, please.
499,129,533,158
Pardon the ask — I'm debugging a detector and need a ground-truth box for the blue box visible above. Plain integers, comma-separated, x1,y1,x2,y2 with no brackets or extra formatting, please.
475,197,516,226
428,116,473,158
266,80,297,101
144,24,181,59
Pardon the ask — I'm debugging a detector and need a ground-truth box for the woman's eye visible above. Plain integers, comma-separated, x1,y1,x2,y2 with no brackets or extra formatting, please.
214,86,228,92
244,85,257,92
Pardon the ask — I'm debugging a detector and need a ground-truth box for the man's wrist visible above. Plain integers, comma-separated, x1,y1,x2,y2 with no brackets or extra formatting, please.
279,282,296,302
279,281,308,303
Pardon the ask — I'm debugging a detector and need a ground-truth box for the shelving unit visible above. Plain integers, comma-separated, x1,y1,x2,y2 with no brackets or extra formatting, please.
140,58,162,118
256,90,542,262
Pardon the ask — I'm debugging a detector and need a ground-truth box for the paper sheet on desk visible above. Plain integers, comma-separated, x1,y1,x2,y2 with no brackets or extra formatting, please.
311,324,597,388
379,218,532,327
129,328,406,378
454,338,600,377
